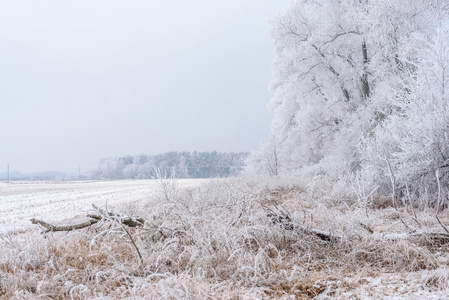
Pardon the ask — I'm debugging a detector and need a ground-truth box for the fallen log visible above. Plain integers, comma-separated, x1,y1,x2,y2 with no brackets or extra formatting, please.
30,209,145,233
268,212,449,245
30,218,99,233
267,212,343,241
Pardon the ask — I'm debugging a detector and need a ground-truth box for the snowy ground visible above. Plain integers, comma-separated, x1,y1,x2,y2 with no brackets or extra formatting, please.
0,179,205,234
1,178,449,299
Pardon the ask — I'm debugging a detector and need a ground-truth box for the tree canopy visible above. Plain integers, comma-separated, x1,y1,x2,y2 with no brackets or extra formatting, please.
248,0,449,192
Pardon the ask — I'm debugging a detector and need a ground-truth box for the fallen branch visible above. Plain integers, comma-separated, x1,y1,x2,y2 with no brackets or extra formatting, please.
30,209,145,233
268,212,343,241
30,218,99,233
268,213,449,245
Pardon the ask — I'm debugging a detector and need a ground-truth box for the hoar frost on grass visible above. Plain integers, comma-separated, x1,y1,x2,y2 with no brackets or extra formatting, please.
1,176,449,299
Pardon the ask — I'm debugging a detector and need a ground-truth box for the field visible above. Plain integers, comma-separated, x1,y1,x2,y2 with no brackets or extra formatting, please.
1,177,449,299
0,180,204,235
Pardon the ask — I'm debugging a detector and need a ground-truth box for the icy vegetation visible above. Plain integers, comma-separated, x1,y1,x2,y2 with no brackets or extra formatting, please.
1,176,449,298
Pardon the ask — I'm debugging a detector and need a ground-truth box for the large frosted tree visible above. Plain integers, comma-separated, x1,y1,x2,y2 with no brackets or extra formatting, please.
251,0,449,190
364,26,449,190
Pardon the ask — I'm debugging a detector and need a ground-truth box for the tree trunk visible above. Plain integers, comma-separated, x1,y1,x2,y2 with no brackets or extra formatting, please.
361,41,370,100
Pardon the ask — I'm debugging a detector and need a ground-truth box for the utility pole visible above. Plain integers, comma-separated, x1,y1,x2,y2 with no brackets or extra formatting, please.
7,163,9,183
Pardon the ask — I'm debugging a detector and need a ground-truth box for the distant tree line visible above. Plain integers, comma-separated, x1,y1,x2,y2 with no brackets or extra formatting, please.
90,151,249,180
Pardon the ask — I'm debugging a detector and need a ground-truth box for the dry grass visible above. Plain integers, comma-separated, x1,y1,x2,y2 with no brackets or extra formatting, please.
1,175,449,299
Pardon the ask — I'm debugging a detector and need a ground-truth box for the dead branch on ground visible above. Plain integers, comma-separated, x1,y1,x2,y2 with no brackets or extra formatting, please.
30,218,100,233
30,207,145,233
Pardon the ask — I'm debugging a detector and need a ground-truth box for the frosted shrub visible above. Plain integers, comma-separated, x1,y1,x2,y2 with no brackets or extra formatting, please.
142,177,321,285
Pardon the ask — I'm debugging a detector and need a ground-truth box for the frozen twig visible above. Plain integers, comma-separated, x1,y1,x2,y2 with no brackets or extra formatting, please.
405,183,422,229
435,170,449,234
385,156,413,232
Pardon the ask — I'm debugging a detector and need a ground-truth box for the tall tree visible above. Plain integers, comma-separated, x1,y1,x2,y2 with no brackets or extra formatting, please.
254,0,447,188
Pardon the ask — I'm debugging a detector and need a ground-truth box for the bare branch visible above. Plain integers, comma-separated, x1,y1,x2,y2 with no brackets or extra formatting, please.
385,157,413,232
322,30,360,45
435,170,449,234
311,44,351,102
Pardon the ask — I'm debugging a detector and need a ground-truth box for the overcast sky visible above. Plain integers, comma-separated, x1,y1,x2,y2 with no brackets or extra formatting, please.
0,0,287,173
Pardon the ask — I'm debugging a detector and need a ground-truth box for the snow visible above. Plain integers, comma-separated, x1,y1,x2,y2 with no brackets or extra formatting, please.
316,272,449,299
0,179,205,234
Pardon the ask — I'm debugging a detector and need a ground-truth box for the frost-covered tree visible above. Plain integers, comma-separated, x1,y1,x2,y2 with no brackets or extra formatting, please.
362,26,449,190
90,157,125,180
253,0,449,191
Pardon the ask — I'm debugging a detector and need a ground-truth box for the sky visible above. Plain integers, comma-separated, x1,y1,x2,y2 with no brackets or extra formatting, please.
0,0,288,174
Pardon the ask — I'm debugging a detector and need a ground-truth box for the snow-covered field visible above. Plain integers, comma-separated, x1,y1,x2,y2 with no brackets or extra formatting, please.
0,179,204,234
